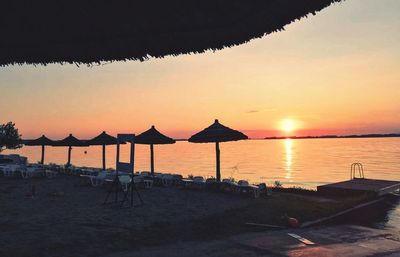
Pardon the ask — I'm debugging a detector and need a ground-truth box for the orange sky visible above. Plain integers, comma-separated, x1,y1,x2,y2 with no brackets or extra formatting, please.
0,0,399,139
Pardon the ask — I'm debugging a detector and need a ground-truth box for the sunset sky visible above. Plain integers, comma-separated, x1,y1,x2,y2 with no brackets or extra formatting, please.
0,0,399,139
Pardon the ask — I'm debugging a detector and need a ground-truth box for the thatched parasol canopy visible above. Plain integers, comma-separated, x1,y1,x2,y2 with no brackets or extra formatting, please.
135,126,176,175
189,119,248,181
86,131,119,170
189,119,248,143
0,0,342,66
23,135,55,164
24,135,55,146
86,131,118,146
53,134,88,167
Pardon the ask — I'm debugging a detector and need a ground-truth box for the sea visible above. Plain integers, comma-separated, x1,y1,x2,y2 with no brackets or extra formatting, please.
4,137,400,228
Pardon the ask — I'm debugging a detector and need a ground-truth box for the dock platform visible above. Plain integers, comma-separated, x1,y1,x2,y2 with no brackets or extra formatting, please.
317,178,400,196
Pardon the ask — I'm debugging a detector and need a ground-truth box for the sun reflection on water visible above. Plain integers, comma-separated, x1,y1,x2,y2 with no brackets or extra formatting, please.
285,139,293,179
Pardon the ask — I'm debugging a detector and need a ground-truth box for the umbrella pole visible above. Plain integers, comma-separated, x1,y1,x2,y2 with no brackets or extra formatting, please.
150,144,154,175
41,145,45,164
102,144,106,170
216,142,221,182
67,146,72,167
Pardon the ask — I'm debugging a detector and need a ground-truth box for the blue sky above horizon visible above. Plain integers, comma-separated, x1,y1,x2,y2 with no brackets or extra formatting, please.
0,0,399,139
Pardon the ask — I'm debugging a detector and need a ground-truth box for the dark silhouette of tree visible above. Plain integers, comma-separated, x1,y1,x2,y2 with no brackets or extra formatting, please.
0,122,22,152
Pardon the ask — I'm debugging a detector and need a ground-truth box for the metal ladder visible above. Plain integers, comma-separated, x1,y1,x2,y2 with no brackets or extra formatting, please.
350,163,365,179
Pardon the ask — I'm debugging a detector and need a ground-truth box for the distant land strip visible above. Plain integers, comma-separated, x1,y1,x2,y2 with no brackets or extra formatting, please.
264,133,400,140
175,133,400,141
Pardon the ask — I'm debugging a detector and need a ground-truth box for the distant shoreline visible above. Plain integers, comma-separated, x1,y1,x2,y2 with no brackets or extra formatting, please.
175,133,400,141
263,133,400,140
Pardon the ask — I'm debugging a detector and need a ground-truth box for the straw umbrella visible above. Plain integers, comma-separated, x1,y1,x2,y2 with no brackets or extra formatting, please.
188,119,248,182
23,135,55,164
86,131,118,170
135,126,175,175
1,1,341,66
53,134,88,167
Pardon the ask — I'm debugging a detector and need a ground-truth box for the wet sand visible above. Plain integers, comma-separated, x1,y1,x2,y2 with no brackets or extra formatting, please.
0,175,375,257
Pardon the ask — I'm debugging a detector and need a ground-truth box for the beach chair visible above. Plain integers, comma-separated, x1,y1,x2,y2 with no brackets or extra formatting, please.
221,179,238,192
3,164,24,178
103,134,143,207
205,177,219,190
118,175,132,192
45,169,58,178
193,176,206,189
236,180,249,194
143,179,153,189
90,170,108,187
140,171,151,177
21,167,45,179
172,174,183,187
258,183,272,196
162,174,174,187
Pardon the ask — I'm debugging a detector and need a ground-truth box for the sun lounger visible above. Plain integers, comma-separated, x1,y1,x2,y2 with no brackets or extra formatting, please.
144,179,153,189
140,171,151,177
172,174,183,186
193,176,206,189
118,175,132,192
204,177,220,190
162,174,174,187
182,178,194,188
2,164,24,178
21,167,45,179
221,179,238,192
236,180,260,198
90,170,108,187
45,169,59,178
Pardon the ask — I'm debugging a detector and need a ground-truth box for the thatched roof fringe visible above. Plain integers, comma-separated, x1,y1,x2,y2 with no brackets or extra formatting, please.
0,0,343,66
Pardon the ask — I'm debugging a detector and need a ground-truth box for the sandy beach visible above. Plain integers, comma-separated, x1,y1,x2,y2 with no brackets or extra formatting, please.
0,173,382,257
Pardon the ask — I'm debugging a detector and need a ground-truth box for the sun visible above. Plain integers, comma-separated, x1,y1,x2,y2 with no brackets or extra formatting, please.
281,119,296,133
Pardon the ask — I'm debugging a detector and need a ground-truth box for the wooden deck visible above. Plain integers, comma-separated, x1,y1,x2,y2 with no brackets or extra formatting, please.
317,178,400,196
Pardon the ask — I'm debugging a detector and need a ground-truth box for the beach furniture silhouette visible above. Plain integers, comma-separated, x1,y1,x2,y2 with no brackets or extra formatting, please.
90,170,108,187
103,134,143,207
23,135,55,164
86,132,120,171
21,167,45,179
52,134,88,167
135,126,175,176
189,119,248,182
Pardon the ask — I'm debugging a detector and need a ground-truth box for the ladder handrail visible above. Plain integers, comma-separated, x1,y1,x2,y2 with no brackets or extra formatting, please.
350,163,365,179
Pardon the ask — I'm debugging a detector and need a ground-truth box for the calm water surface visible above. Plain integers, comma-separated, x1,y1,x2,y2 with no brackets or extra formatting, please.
5,137,400,228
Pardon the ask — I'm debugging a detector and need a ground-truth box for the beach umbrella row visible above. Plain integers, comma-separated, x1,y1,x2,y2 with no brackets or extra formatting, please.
24,132,115,168
22,120,248,180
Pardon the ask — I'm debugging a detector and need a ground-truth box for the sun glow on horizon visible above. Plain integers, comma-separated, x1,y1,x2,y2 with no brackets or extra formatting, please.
281,119,296,134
